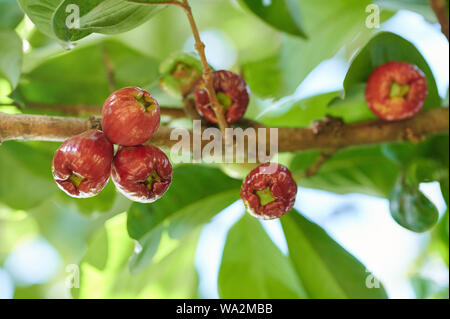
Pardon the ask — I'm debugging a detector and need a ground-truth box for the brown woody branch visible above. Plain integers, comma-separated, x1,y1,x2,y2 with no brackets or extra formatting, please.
18,103,186,119
430,0,449,40
1,108,448,152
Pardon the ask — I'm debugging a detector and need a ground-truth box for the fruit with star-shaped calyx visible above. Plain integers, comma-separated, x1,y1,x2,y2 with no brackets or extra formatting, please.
52,130,114,198
194,70,249,124
102,87,160,146
112,145,172,203
241,163,297,220
365,61,427,121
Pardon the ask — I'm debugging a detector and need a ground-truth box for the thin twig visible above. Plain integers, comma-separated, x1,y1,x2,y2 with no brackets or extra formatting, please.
305,149,337,177
430,0,449,40
179,0,228,136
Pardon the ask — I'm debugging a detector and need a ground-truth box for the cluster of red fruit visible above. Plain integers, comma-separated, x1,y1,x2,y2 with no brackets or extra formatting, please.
52,60,426,219
52,87,172,203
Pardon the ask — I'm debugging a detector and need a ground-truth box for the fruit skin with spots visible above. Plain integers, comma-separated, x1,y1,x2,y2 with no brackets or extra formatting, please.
365,61,428,121
194,70,249,124
102,87,160,146
112,145,172,203
52,130,114,198
241,163,297,220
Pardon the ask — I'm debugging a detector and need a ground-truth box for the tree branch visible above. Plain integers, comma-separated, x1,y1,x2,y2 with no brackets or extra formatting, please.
17,103,186,119
1,108,448,152
430,0,449,40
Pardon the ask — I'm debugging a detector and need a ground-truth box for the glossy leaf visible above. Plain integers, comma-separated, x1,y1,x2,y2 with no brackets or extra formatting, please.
281,210,388,299
390,175,439,232
239,0,307,38
290,146,399,198
18,0,164,41
0,29,22,89
218,214,307,299
127,165,241,273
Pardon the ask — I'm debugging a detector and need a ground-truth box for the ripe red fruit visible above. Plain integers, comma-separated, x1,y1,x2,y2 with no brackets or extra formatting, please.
112,145,172,203
102,87,160,146
241,163,297,220
194,70,249,124
365,61,428,121
52,130,114,198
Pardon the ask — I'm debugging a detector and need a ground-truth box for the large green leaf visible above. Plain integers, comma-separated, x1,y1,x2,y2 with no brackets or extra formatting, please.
341,32,441,110
0,141,56,210
18,0,164,41
238,0,307,38
17,40,159,106
290,145,399,198
218,214,307,299
281,210,388,299
127,165,241,273
0,0,24,28
75,213,200,299
255,91,376,128
243,0,372,99
0,29,23,89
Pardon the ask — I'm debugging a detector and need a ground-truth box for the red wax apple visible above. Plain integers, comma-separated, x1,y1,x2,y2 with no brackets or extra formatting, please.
365,61,428,121
102,87,160,146
194,70,249,124
112,145,173,203
52,130,114,198
241,163,297,220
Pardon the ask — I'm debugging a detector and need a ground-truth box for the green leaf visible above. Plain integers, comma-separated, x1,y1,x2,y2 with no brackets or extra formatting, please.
238,0,307,38
76,213,200,298
218,214,307,299
0,29,23,89
281,210,388,299
0,0,24,28
18,40,159,106
390,174,439,233
243,0,372,99
127,165,241,273
374,0,436,22
0,141,56,210
255,91,376,128
342,32,441,111
291,146,399,198
18,0,165,42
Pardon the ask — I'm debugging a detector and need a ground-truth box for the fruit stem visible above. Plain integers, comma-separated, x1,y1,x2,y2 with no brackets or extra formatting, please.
255,187,276,206
390,82,410,98
69,173,84,188
180,0,228,137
